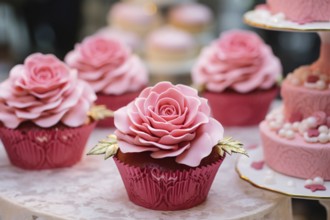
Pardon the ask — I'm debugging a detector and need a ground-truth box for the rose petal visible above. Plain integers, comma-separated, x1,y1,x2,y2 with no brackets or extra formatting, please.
146,115,180,132
159,133,196,145
0,103,22,129
33,110,67,128
176,118,223,167
129,126,159,142
61,98,89,127
138,138,178,150
151,142,190,158
114,106,131,133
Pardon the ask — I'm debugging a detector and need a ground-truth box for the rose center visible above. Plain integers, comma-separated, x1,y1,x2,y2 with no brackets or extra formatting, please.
159,105,176,116
35,67,54,81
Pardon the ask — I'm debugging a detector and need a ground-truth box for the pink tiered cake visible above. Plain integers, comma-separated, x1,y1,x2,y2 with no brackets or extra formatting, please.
260,30,330,180
267,0,330,24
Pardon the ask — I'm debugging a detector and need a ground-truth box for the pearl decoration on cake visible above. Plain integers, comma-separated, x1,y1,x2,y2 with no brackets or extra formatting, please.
305,179,313,186
266,109,330,143
306,117,317,128
269,121,282,130
283,123,291,130
303,132,318,143
288,66,330,90
292,122,300,131
313,177,324,185
318,125,328,133
278,129,286,137
318,133,329,143
285,130,295,139
290,77,301,86
316,80,327,90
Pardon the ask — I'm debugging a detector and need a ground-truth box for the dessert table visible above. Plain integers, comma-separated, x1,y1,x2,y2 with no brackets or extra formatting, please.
0,120,293,220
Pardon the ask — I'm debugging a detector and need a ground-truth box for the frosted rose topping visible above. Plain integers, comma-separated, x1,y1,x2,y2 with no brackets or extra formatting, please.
192,30,282,93
65,35,148,95
0,53,96,129
114,82,224,167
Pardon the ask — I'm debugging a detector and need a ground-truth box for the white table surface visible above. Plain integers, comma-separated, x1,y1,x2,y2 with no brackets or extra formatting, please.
0,123,293,220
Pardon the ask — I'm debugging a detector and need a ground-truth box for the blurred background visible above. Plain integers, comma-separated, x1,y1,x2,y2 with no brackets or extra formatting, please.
0,0,320,81
0,1,325,219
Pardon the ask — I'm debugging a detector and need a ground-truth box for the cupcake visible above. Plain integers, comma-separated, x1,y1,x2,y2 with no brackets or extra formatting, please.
0,53,98,170
65,35,148,127
192,30,282,126
88,82,247,210
168,3,215,47
145,27,197,81
107,2,162,37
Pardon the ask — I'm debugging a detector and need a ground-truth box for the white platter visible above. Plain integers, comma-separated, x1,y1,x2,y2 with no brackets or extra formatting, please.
236,145,330,199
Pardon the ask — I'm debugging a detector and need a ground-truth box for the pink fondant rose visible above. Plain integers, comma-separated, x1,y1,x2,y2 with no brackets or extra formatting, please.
65,35,148,95
192,30,282,93
114,82,224,167
0,53,96,129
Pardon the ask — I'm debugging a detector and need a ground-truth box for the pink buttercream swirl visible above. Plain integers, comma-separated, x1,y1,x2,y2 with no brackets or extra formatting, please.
192,30,282,93
65,35,148,95
114,82,224,167
0,53,96,129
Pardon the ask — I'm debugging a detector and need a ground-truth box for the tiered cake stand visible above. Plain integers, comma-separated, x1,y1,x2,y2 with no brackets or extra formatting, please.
237,7,330,219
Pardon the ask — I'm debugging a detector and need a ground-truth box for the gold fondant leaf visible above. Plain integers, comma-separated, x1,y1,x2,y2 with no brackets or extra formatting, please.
88,105,114,121
216,137,248,157
87,134,118,159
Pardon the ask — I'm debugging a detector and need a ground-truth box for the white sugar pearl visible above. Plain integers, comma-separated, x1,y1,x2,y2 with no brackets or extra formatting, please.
316,80,326,90
278,129,286,137
305,179,313,185
285,130,295,139
304,132,318,143
283,123,292,130
270,121,282,130
313,177,324,185
291,77,301,86
299,123,308,134
292,122,300,131
318,133,329,143
306,117,318,128
318,125,328,133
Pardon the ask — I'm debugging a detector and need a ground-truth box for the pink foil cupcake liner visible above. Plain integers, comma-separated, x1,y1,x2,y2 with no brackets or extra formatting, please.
0,122,96,170
96,91,141,127
204,87,278,126
113,155,225,210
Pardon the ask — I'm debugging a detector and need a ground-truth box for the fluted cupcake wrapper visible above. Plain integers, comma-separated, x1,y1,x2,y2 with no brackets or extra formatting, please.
95,91,141,128
0,122,96,170
204,86,278,126
113,155,225,211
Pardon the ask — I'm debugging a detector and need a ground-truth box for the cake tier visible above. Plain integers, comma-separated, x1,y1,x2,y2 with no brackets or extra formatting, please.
260,121,330,180
267,0,330,24
281,79,330,121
